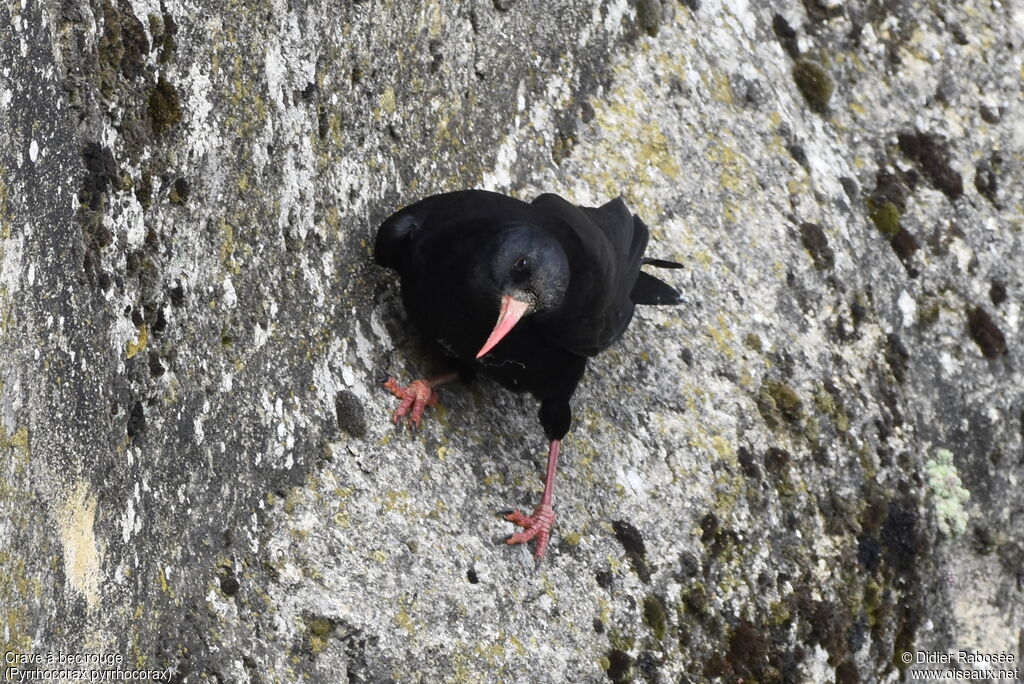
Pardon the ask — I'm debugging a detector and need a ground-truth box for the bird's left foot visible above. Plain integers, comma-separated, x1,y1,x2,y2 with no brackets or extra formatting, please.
384,377,440,428
504,503,557,561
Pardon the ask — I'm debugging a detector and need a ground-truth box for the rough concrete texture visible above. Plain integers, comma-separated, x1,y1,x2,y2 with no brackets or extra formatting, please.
1,0,1022,681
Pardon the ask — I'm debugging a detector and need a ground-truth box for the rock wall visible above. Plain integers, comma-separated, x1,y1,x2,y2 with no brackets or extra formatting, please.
1,0,1021,681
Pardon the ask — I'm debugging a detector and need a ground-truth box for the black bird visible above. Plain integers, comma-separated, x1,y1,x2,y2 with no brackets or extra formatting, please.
374,189,682,561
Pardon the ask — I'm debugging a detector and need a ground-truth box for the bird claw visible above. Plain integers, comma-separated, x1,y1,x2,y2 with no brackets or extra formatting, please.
504,503,557,561
384,377,440,428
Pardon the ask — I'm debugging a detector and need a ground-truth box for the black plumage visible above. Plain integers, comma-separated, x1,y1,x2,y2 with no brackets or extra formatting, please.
375,189,682,560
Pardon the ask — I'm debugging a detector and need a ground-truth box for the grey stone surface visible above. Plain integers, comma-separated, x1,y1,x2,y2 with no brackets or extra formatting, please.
1,0,1022,682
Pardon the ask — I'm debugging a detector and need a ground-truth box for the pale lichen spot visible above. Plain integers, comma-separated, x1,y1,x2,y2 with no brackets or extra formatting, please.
56,481,102,611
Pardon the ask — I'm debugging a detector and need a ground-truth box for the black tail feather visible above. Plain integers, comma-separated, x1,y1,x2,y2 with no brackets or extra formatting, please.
632,271,683,305
641,257,684,269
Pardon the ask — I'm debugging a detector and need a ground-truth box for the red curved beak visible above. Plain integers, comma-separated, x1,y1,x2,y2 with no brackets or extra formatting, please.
476,295,530,358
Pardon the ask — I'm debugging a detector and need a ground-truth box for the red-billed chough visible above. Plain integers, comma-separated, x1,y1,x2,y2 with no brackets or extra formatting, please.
375,189,682,562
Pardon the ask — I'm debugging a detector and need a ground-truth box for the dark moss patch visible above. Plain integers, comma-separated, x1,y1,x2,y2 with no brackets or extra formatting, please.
897,130,963,199
839,176,859,201
889,229,919,272
800,598,853,665
792,58,833,113
152,306,167,336
635,651,663,681
974,152,1001,204
699,512,719,544
612,519,646,556
736,445,762,479
127,401,146,437
81,143,119,211
466,567,479,584
785,141,808,168
612,519,651,582
880,501,922,577
699,512,740,556
169,177,190,205
764,447,791,474
682,582,709,617
580,100,596,123
637,0,662,37
772,14,800,59
333,390,367,438
676,551,701,579
169,281,186,307
605,649,632,683
978,102,1000,123
118,1,150,80
966,306,1007,358
868,168,911,233
989,280,1007,306
148,352,165,378
642,595,668,641
802,0,844,22
706,621,776,682
552,123,576,165
135,172,153,207
148,76,183,134
217,563,240,596
799,222,834,270
157,10,178,63
884,334,910,384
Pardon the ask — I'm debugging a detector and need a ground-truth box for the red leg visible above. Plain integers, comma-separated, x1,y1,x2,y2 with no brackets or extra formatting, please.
384,372,457,428
505,439,560,562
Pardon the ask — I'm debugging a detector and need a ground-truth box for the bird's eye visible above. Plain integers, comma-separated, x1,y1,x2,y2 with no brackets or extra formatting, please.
513,256,531,273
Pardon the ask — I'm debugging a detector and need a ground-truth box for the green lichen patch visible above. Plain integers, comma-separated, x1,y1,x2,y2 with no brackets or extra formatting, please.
148,76,182,134
642,595,668,642
925,449,970,536
792,58,833,113
866,198,901,237
757,380,804,430
302,614,340,656
813,386,850,433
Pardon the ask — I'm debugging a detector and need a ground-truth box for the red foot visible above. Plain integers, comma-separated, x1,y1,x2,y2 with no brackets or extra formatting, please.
505,503,557,561
384,377,439,428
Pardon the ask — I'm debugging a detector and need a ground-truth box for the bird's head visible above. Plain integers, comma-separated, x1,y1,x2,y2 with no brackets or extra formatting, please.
474,224,569,358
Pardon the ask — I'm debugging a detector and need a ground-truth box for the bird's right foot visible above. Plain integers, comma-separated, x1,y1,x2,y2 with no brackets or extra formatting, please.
384,373,459,428
384,377,440,428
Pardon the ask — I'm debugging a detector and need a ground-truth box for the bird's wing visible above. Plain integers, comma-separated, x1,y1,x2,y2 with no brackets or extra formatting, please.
530,193,649,356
